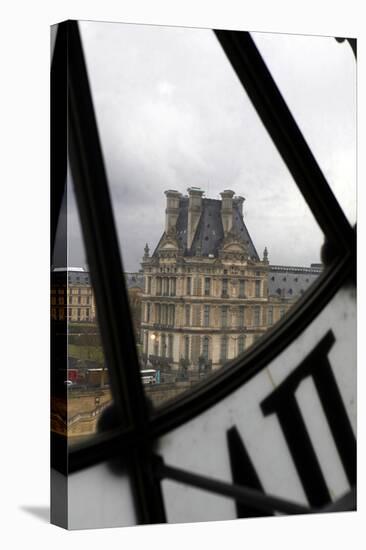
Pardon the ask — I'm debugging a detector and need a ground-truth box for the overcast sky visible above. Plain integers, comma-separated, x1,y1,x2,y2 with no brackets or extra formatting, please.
61,21,356,272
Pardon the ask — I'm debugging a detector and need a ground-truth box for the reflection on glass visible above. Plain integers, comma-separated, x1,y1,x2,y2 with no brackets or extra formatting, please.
51,180,116,446
76,22,344,409
52,267,112,443
252,32,356,225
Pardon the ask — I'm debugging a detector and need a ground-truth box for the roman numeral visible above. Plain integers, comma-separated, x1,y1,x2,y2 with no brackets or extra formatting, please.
227,330,356,515
261,330,356,506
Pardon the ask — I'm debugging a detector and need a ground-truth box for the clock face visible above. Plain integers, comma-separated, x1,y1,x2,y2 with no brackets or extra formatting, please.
51,20,356,530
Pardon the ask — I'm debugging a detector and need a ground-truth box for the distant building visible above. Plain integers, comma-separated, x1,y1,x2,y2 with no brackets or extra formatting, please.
51,267,96,322
268,264,322,299
125,272,144,290
51,267,145,327
140,188,322,371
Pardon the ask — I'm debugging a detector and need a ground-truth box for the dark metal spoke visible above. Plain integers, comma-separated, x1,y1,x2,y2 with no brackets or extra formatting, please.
155,458,310,516
67,20,166,525
214,30,354,256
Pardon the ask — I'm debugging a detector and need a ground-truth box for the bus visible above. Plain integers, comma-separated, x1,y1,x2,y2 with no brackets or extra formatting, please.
140,369,160,385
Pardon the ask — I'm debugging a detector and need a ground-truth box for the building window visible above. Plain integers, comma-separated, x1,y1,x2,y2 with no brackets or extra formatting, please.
255,280,261,298
163,277,169,296
156,277,162,296
185,304,190,326
238,335,245,355
222,278,228,297
154,336,159,356
146,302,151,323
193,276,202,296
268,306,273,326
202,336,210,359
170,278,176,296
147,276,152,294
220,336,228,362
239,306,245,327
77,308,81,321
204,277,211,296
161,304,168,325
253,306,260,326
239,279,245,298
161,334,166,358
144,332,148,354
186,276,191,295
168,334,173,359
280,307,286,318
221,306,228,328
204,305,210,327
184,336,190,360
155,303,161,324
168,304,175,327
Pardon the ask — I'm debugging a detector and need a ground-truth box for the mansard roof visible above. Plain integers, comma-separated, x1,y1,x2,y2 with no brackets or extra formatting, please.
154,196,259,260
268,264,322,298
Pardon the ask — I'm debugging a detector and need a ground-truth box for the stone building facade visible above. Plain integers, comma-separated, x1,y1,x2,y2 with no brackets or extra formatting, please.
140,188,297,372
51,267,96,322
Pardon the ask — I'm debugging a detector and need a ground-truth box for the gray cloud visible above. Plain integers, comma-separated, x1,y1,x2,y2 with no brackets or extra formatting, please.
63,22,356,272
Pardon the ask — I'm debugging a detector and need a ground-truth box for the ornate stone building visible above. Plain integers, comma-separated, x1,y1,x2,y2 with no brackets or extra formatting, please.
51,267,96,322
140,188,296,372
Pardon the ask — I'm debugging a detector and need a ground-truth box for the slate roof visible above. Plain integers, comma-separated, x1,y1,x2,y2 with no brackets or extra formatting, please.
52,268,145,290
52,267,91,285
125,272,144,289
158,197,259,260
268,264,322,299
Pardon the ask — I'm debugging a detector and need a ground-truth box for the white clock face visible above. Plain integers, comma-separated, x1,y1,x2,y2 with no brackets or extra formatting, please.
52,20,356,530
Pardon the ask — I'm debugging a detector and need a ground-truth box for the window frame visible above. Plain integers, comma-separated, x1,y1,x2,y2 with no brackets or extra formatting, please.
53,21,356,525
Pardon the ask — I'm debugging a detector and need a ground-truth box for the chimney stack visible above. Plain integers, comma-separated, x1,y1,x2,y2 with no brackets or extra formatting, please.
233,195,245,218
164,190,182,233
187,187,204,249
220,189,235,234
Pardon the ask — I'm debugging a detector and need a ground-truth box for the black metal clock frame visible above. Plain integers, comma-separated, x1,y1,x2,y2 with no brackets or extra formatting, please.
51,20,357,526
